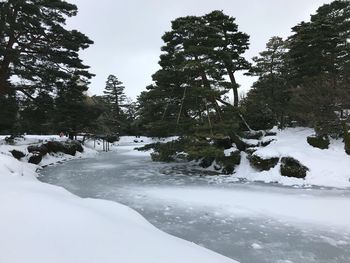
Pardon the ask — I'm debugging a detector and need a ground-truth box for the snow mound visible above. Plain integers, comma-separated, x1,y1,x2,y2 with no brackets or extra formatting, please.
236,128,350,188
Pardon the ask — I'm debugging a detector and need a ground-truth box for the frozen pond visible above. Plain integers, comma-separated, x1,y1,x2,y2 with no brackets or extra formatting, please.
39,145,350,263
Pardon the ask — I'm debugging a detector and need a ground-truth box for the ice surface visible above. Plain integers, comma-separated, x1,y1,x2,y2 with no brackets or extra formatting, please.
40,144,350,263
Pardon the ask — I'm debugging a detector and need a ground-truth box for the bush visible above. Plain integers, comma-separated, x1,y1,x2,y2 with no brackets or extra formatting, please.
307,135,330,149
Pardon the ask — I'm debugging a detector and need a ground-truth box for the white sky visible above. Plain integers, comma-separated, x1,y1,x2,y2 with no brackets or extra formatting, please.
67,0,332,100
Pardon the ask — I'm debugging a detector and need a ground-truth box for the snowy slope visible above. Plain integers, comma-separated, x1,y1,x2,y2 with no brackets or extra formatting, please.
235,128,350,188
0,138,237,263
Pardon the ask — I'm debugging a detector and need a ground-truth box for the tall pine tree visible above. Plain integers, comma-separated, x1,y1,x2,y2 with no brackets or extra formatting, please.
0,0,93,97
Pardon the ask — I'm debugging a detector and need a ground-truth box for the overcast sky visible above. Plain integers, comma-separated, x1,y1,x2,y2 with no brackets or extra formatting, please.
67,0,332,100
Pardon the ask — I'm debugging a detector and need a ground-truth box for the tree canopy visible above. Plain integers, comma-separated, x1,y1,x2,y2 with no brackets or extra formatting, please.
0,0,94,97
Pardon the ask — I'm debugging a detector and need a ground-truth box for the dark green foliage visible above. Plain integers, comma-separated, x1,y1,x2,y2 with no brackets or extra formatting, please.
213,137,232,150
307,135,330,149
342,122,350,155
137,10,250,138
287,1,350,139
241,131,263,140
19,92,55,134
248,154,279,171
280,157,309,178
0,92,18,133
150,139,191,162
102,75,128,134
243,37,290,130
54,77,102,136
288,1,350,84
0,0,93,97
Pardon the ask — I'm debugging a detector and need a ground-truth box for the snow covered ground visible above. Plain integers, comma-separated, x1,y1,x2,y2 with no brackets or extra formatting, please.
0,136,236,263
1,128,349,263
231,127,350,188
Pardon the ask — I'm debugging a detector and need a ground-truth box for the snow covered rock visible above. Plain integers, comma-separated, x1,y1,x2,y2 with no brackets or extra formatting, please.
280,157,308,179
307,135,330,149
28,152,42,165
248,154,279,171
10,149,26,160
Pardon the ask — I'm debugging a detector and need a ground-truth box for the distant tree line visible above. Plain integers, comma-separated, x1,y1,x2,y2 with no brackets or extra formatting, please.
0,0,349,154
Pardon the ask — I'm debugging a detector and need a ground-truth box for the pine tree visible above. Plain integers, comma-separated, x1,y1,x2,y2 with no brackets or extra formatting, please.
288,0,350,86
138,11,249,137
103,75,127,134
244,36,290,129
19,91,55,134
0,0,93,97
287,0,350,136
54,76,91,138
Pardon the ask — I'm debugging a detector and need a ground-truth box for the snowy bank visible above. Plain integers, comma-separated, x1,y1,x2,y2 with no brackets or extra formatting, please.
234,127,350,188
0,137,237,263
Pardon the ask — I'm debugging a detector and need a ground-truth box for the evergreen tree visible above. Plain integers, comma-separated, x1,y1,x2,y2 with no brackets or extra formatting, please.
244,36,290,129
54,76,94,138
103,75,127,134
288,0,350,85
19,91,55,134
287,0,350,136
138,11,249,137
0,0,93,97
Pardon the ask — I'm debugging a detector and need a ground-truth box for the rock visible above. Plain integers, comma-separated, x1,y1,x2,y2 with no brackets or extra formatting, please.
62,142,77,156
28,152,42,165
199,156,216,168
10,150,26,160
219,151,241,174
42,141,83,156
307,135,329,149
27,145,48,156
44,141,65,153
280,157,309,179
248,154,279,171
242,131,264,140
229,133,248,151
265,131,277,137
69,140,84,153
261,139,275,147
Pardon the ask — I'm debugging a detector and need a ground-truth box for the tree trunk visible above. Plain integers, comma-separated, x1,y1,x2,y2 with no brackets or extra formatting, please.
227,69,239,107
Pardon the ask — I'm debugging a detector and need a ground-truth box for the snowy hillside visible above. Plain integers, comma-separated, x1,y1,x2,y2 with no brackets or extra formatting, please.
0,137,236,263
233,128,350,188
